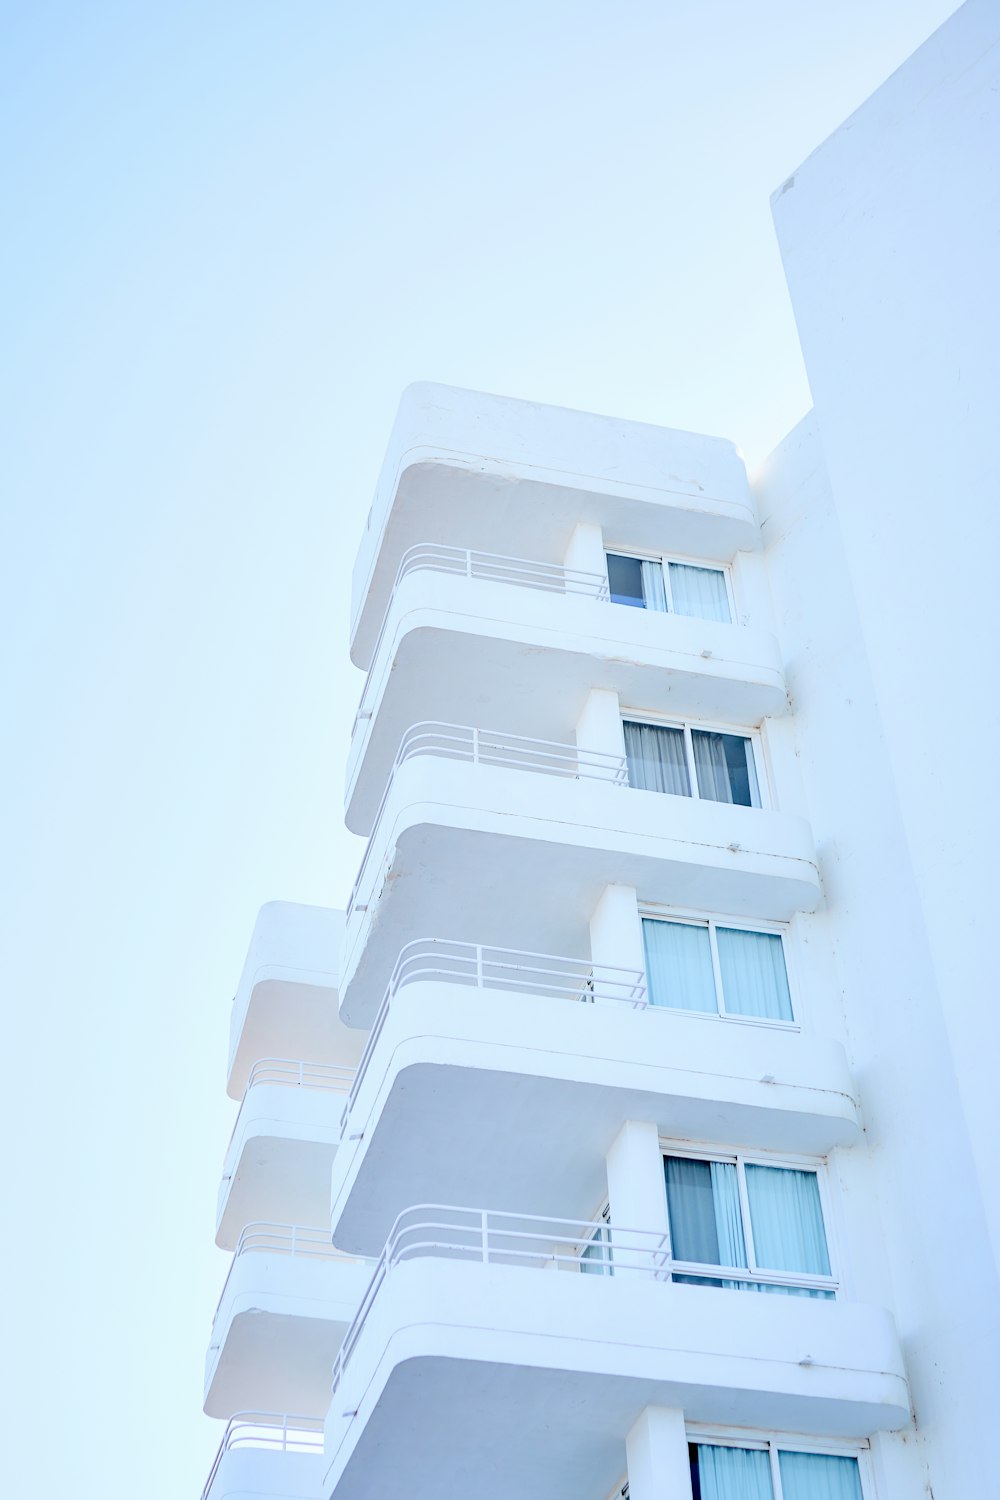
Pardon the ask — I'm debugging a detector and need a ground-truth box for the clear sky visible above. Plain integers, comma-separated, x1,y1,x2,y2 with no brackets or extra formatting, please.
0,3,959,1495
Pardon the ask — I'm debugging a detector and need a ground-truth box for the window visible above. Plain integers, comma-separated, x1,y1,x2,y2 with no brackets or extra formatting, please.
641,916,793,1022
580,1204,612,1276
623,719,762,807
605,552,731,624
689,1440,864,1500
662,1151,834,1297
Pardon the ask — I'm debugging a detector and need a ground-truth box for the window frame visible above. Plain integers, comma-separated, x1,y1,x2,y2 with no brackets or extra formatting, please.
683,1428,873,1500
604,546,736,623
638,907,798,1029
578,1201,613,1276
658,1140,838,1297
621,711,770,810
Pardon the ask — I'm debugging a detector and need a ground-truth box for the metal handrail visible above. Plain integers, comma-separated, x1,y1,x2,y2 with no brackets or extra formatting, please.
355,543,609,730
330,1203,839,1396
244,1058,356,1094
211,1223,368,1328
201,1411,323,1499
347,720,627,917
341,938,647,1131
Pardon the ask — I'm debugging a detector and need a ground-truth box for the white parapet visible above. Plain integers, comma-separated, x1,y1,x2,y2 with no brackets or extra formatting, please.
351,383,759,668
322,1210,909,1500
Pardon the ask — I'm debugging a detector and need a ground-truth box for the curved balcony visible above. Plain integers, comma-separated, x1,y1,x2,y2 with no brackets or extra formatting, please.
352,383,758,668
345,551,787,834
204,1223,372,1419
201,1413,324,1500
228,902,367,1101
217,1060,356,1250
340,724,821,1024
322,1206,909,1500
330,939,858,1254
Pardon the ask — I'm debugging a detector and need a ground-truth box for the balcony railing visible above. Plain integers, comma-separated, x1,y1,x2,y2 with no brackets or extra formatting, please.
347,720,628,917
330,1204,840,1395
341,938,647,1132
244,1058,356,1094
201,1411,324,1500
210,1222,368,1334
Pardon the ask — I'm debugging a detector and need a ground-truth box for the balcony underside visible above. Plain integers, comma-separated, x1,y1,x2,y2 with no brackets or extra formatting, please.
341,761,821,1024
324,1261,909,1500
331,985,859,1254
346,571,787,833
204,1446,324,1500
205,1255,370,1418
218,1084,343,1247
352,384,758,667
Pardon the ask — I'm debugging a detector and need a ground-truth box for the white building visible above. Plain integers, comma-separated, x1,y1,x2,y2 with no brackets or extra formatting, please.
201,5,999,1499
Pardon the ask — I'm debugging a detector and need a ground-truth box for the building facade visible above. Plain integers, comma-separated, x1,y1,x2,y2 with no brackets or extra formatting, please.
201,5,999,1498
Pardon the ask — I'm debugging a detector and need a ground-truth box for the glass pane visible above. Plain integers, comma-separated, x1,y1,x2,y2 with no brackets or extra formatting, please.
668,562,731,622
745,1165,831,1276
694,1444,773,1500
623,721,691,795
778,1452,863,1500
580,1224,613,1276
716,927,793,1020
664,1158,747,1270
606,553,644,607
692,730,760,807
642,919,717,1012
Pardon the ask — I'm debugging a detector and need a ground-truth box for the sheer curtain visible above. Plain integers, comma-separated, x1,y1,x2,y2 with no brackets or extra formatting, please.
777,1452,863,1500
668,562,731,622
745,1165,831,1297
642,919,717,1012
716,927,793,1021
640,559,669,611
664,1157,747,1288
692,731,760,807
695,1445,772,1500
623,722,690,795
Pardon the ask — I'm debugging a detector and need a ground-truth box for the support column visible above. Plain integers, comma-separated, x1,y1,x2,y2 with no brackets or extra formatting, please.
589,884,645,1002
626,1407,693,1500
563,520,607,581
605,1120,669,1275
575,687,625,760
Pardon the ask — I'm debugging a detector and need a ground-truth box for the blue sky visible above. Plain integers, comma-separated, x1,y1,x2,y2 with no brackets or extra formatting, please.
0,3,958,1495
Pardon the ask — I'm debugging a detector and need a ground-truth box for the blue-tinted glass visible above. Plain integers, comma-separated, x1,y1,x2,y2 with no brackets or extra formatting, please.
606,553,644,607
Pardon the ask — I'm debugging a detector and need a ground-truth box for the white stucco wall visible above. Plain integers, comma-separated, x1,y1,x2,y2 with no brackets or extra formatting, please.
771,0,1000,1286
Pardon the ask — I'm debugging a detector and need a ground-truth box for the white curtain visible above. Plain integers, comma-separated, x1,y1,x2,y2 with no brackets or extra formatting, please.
639,558,668,611
711,1160,748,1288
692,730,760,807
668,562,731,622
778,1453,863,1500
745,1165,831,1277
642,919,717,1012
715,927,793,1021
696,1445,773,1500
623,721,690,795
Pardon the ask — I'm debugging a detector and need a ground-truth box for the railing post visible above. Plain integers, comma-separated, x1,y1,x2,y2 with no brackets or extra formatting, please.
472,726,479,763
476,944,484,989
481,1210,489,1264
466,549,473,578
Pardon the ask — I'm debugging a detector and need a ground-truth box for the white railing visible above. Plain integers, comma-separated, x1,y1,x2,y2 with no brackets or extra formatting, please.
347,720,627,917
354,543,609,734
244,1058,356,1094
201,1411,323,1499
211,1222,367,1329
330,1204,839,1396
341,938,646,1131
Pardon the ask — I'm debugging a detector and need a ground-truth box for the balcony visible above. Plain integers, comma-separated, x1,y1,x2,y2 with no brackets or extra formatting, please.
322,1207,909,1500
201,1413,324,1500
339,726,821,1024
345,548,787,834
352,383,759,669
217,1060,356,1250
228,902,367,1101
330,940,859,1254
204,1224,372,1418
